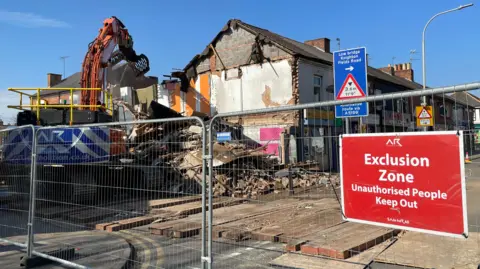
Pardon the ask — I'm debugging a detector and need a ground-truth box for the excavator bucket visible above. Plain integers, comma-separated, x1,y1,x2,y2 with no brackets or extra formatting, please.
131,54,150,77
110,51,150,77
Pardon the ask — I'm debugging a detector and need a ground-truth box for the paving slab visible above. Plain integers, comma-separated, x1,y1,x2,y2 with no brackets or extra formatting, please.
270,240,393,269
374,231,480,269
300,222,400,259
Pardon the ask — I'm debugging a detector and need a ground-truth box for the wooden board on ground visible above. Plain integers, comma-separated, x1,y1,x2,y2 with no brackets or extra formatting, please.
270,240,392,269
148,198,342,241
300,222,400,259
98,197,243,233
148,196,202,209
151,197,245,216
375,231,480,269
148,200,294,237
148,197,250,236
148,198,307,238
214,198,342,242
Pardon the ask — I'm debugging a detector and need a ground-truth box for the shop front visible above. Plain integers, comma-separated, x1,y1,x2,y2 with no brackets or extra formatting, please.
303,108,342,171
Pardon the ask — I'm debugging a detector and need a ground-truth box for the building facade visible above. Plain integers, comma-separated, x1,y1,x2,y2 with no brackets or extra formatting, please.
158,19,475,170
156,20,420,168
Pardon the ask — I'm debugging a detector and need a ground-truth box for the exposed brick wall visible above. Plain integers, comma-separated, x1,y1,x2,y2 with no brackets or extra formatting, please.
196,56,210,74
32,92,80,105
395,69,414,82
209,53,216,72
379,66,394,76
378,63,414,82
304,38,330,53
47,73,62,87
212,26,290,70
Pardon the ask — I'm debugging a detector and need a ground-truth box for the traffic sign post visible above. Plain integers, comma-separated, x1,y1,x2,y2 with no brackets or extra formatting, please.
340,131,468,238
416,105,434,127
333,47,369,119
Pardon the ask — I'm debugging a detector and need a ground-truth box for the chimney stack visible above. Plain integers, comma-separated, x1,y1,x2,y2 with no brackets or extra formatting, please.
379,64,394,76
304,38,331,53
47,73,62,88
379,62,414,82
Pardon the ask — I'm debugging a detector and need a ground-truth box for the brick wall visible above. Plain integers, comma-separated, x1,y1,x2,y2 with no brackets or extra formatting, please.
32,92,79,105
379,63,414,81
304,38,331,53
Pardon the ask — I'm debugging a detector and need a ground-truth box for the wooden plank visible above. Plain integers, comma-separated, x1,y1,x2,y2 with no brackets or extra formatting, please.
270,240,392,269
149,198,309,238
148,198,247,237
260,208,343,243
148,196,202,209
300,222,400,259
96,211,184,232
374,231,480,269
100,216,156,232
150,197,240,216
214,198,341,243
97,198,240,233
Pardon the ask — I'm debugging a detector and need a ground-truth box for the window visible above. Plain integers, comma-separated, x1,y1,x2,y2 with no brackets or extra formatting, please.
313,75,323,102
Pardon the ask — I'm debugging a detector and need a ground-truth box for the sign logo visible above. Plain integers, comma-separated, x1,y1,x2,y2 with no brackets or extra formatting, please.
340,131,467,238
38,130,65,143
386,138,402,147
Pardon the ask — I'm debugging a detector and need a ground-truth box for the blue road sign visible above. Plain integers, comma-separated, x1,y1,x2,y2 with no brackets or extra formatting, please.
333,47,369,118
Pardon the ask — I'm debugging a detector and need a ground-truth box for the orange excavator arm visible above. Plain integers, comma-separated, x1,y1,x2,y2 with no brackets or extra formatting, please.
80,16,150,108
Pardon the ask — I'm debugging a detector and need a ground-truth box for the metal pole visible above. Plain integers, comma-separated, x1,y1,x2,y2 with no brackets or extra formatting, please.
26,125,37,258
207,121,214,269
345,118,350,134
60,56,69,78
210,82,480,119
422,3,474,131
201,120,208,269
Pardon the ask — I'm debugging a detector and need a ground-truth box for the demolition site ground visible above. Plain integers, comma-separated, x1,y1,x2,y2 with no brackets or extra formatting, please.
0,106,479,268
1,166,479,269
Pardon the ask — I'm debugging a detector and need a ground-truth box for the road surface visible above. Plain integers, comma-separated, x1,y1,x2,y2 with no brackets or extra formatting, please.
1,162,479,269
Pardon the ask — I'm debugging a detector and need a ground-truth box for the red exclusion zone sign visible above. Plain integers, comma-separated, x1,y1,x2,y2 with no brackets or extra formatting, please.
340,131,468,238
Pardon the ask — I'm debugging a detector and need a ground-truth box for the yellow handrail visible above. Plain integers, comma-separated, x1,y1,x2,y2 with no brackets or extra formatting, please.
7,88,114,125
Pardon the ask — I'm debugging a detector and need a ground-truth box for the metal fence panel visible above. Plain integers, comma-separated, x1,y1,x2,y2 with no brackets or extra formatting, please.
0,125,35,247
28,117,207,269
206,83,480,269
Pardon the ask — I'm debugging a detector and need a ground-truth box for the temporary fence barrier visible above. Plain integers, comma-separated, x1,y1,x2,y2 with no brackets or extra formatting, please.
206,82,480,269
0,125,35,249
2,82,480,269
23,117,207,269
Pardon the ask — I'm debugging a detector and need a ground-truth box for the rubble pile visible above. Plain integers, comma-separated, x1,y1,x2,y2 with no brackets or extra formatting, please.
213,168,340,198
122,100,340,199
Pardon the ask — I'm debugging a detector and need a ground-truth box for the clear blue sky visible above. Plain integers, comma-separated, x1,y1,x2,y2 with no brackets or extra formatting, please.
0,0,478,122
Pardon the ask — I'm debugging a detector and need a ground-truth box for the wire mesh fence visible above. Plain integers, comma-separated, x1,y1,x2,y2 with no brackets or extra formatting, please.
0,125,35,247
27,117,207,269
1,83,480,269
206,85,480,269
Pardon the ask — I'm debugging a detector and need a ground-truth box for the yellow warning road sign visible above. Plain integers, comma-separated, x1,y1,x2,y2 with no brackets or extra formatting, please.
416,106,434,127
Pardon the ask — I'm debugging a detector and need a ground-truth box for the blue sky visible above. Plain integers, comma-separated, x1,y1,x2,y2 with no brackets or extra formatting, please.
0,0,478,123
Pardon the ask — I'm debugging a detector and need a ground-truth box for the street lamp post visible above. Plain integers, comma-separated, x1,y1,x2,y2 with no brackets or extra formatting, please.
421,3,473,131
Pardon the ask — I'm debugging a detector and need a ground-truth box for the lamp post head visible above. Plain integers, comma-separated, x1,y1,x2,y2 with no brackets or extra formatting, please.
457,3,474,10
